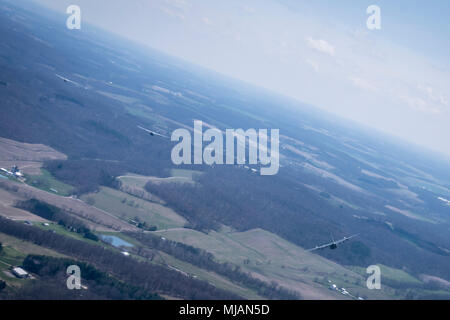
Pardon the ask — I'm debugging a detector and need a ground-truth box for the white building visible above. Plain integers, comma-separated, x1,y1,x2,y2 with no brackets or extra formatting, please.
11,267,28,279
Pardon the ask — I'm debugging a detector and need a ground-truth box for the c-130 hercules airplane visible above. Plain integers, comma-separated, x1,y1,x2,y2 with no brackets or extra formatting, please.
307,234,359,252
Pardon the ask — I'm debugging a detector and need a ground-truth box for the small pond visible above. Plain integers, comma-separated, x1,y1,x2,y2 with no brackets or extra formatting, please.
99,235,134,248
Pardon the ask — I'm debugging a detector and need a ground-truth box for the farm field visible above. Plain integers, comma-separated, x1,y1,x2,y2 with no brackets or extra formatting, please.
0,232,66,286
25,169,74,196
0,137,67,175
81,187,187,230
152,227,394,299
0,179,135,231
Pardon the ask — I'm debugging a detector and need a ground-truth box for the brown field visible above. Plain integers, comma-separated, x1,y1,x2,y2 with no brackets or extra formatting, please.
0,179,137,231
0,187,47,222
0,232,67,258
0,137,67,175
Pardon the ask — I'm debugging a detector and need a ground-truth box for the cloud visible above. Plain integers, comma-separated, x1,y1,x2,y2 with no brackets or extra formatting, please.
159,0,190,20
306,37,335,56
400,95,440,115
418,84,448,108
242,5,256,14
306,59,319,72
160,6,185,20
349,76,378,92
202,17,212,25
163,0,190,8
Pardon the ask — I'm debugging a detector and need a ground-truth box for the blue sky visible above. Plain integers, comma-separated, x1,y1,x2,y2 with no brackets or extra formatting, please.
34,0,450,157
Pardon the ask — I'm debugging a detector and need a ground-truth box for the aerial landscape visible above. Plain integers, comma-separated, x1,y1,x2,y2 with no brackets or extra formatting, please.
0,0,449,303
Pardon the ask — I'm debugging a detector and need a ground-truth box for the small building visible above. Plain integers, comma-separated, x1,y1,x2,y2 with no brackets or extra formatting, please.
12,267,29,279
1,166,23,179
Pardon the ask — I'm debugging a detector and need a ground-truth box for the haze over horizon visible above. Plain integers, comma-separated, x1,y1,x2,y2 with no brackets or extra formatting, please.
33,0,450,159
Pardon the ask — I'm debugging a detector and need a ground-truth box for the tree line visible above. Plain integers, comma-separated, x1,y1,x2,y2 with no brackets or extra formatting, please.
0,216,241,300
15,199,99,241
1,255,161,300
126,232,300,300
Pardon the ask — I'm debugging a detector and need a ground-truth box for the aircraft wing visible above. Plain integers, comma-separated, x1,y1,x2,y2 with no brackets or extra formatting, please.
56,74,80,86
334,234,359,245
306,241,335,252
137,125,169,138
307,234,359,252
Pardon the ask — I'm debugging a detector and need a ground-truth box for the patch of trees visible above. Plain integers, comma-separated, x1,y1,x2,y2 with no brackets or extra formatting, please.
15,199,98,241
5,255,160,300
44,160,124,195
144,166,344,238
127,231,300,300
128,216,157,231
0,216,241,300
0,255,160,300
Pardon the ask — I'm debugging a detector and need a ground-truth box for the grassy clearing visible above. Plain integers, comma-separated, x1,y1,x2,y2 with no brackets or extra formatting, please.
170,169,203,181
350,264,423,286
81,187,187,230
25,169,74,196
0,232,66,286
0,232,66,259
0,245,25,266
33,222,101,246
119,174,153,190
0,247,27,286
118,170,203,205
120,169,202,187
154,251,264,300
152,227,395,300
95,230,264,299
384,205,436,224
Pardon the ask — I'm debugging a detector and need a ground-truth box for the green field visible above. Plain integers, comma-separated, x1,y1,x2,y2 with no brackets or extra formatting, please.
151,227,395,299
0,246,27,286
170,169,203,181
33,222,101,246
118,174,153,190
0,232,65,286
350,264,423,286
92,230,265,299
81,187,187,230
0,245,24,267
154,251,265,300
119,169,202,188
351,264,450,299
25,169,74,196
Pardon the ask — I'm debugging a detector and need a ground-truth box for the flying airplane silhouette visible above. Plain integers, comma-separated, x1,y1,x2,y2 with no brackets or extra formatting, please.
55,74,80,86
307,234,359,252
137,125,169,138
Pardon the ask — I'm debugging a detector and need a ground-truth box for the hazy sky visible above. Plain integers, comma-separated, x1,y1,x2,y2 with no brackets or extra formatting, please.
34,0,450,157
